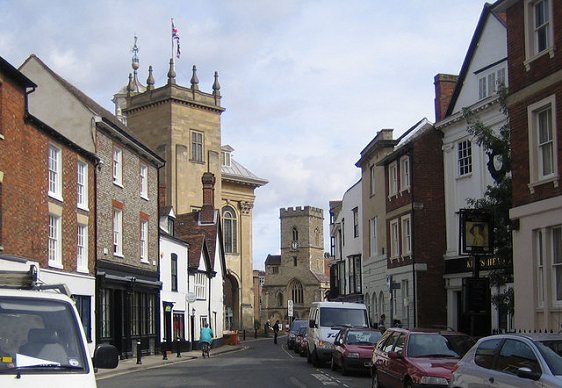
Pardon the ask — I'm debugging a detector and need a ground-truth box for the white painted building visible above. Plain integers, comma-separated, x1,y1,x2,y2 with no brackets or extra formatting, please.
435,4,511,334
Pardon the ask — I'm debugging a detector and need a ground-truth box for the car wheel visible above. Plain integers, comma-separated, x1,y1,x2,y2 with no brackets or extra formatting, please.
311,349,321,367
403,379,413,388
341,360,348,376
371,368,381,388
306,348,312,363
330,356,337,371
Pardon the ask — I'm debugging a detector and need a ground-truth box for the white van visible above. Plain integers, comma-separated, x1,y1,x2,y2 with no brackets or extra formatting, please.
0,264,118,387
306,301,370,367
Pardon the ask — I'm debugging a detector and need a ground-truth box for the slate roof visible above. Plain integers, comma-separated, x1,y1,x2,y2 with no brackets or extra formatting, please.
264,254,281,266
222,158,268,187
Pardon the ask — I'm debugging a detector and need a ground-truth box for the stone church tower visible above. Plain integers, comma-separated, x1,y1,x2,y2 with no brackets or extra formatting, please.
114,44,267,330
262,206,329,326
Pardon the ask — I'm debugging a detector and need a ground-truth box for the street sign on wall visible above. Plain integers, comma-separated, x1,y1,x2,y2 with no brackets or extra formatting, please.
288,299,293,317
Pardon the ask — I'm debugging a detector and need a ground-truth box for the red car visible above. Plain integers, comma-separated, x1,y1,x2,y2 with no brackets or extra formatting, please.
371,327,475,388
331,327,382,375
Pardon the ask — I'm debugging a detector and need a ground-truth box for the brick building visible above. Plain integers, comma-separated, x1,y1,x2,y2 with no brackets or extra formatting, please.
19,55,165,358
377,118,447,328
0,56,98,343
496,0,562,330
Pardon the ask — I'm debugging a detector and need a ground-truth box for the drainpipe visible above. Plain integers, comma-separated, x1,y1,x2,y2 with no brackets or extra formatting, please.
410,152,417,328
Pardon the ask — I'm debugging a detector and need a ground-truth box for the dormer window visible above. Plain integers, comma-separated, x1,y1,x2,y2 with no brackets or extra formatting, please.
222,150,231,167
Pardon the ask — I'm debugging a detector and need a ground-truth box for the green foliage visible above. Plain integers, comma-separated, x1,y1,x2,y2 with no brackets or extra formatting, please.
462,86,514,316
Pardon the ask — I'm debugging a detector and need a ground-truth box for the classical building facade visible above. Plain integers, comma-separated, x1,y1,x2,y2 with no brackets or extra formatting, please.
262,206,329,326
114,53,266,331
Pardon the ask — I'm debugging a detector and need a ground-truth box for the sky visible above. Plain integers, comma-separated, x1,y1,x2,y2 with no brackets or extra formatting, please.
0,0,488,270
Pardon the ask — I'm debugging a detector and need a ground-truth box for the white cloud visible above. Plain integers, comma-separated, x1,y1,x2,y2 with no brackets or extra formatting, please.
0,0,487,269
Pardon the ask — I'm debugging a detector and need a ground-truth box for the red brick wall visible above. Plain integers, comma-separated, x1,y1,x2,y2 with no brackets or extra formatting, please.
1,71,96,274
507,2,562,94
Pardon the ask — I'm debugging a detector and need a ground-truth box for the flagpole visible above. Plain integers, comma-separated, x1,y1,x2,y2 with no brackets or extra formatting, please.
171,18,174,62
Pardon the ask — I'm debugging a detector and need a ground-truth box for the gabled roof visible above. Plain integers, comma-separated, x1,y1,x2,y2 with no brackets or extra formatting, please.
19,55,164,168
377,118,434,165
176,210,226,276
444,3,507,117
265,254,281,266
0,56,36,88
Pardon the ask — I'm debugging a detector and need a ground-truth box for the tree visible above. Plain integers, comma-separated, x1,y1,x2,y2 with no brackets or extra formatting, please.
462,86,514,318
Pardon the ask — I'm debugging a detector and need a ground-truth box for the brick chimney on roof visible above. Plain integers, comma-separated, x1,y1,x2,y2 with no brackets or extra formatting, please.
200,172,216,224
434,73,458,122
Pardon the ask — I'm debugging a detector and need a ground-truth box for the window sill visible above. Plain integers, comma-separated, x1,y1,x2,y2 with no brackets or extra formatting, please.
113,181,123,188
524,48,555,71
456,172,472,180
140,195,149,201
48,193,64,202
528,175,560,194
114,253,124,258
77,204,89,212
48,262,63,270
140,258,150,264
77,267,89,274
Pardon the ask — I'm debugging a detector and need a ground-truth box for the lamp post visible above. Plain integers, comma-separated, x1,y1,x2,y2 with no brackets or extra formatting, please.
190,307,195,351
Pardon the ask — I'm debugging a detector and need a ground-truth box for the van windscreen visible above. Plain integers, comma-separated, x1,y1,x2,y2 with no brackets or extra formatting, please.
319,307,368,328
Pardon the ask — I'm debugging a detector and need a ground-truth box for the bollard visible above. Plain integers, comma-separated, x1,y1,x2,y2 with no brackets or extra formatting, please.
254,329,257,339
176,337,181,357
243,329,246,341
136,339,142,365
162,339,168,360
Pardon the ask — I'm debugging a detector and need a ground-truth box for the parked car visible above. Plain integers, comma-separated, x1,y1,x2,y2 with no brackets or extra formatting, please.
371,327,475,388
450,333,562,387
287,319,308,350
294,327,308,356
331,327,382,375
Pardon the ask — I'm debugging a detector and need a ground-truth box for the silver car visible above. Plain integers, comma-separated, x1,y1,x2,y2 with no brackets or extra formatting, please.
450,333,562,387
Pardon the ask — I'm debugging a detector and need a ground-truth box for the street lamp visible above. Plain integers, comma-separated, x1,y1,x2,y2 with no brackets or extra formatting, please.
190,308,196,351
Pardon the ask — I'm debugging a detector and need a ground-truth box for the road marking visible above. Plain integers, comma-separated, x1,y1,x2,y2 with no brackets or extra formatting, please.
312,373,339,385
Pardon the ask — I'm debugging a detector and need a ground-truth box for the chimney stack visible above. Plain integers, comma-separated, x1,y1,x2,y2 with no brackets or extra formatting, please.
434,73,458,122
200,172,216,224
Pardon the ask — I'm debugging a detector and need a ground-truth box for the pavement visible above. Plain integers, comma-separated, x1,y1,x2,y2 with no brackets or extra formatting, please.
95,334,283,380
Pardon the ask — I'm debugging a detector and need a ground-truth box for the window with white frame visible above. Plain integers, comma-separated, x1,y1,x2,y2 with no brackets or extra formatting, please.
191,131,203,162
77,160,88,209
524,0,552,61
370,217,378,257
195,272,206,299
401,215,412,256
370,165,376,195
400,156,410,191
48,144,62,199
552,226,562,302
536,230,544,306
390,219,400,259
77,223,88,272
478,66,507,100
140,164,148,199
48,214,62,268
113,208,123,256
458,140,472,176
527,95,558,186
389,162,398,197
222,150,231,167
113,147,123,186
140,220,148,262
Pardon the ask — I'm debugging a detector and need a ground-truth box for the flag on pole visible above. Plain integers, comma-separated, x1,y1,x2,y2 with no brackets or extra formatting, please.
172,19,181,59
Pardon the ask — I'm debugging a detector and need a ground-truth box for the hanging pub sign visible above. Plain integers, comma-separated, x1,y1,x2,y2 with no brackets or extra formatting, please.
459,209,494,255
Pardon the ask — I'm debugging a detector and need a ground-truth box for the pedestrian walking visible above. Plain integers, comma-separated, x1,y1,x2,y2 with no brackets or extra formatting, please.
273,320,280,344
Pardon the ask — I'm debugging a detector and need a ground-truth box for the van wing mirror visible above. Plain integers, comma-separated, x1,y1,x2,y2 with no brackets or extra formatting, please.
93,343,119,369
309,320,316,329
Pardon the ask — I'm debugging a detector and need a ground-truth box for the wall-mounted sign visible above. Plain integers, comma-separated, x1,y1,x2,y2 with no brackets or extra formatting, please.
459,209,493,255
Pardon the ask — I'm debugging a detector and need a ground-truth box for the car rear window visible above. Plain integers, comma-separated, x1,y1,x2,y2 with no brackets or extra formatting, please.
407,334,474,358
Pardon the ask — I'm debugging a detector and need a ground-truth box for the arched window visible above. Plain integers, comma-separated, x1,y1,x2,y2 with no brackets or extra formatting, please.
292,227,299,242
290,280,304,305
277,293,283,307
315,227,320,246
222,206,237,253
